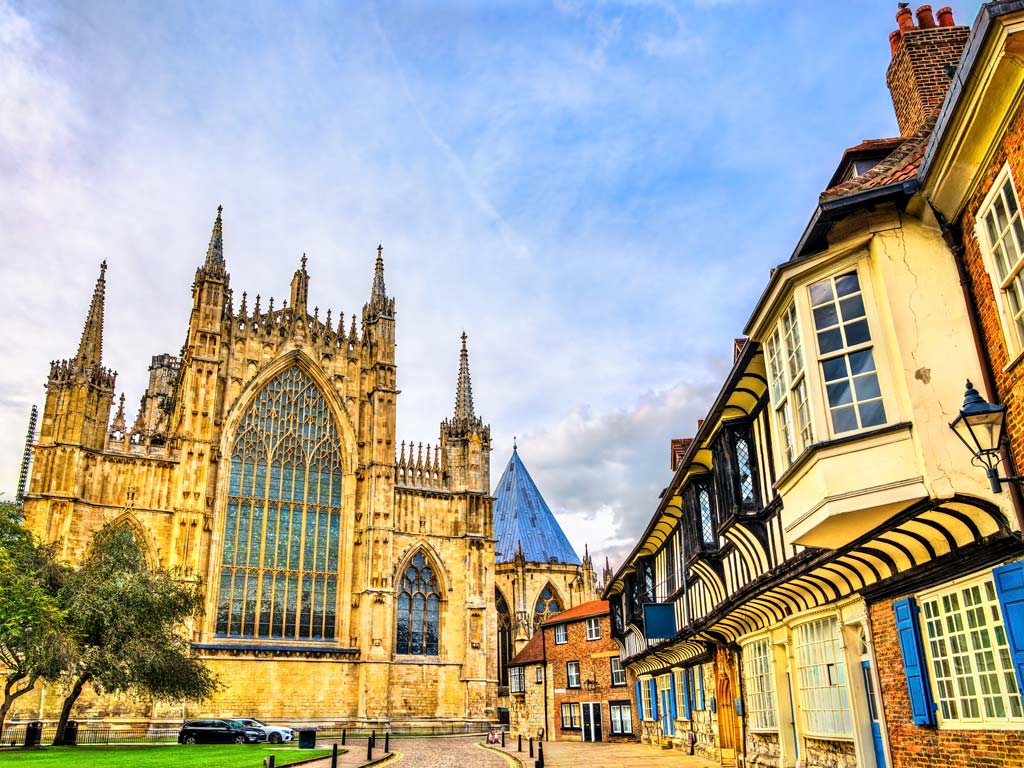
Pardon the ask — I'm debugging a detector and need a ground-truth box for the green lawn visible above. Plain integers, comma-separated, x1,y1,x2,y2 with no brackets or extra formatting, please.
0,744,335,767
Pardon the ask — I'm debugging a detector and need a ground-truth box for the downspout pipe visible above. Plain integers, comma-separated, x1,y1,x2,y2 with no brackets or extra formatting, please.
541,626,549,742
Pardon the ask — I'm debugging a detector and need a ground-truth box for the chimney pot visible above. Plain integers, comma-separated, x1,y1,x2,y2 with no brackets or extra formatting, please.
889,29,903,55
915,5,936,28
896,6,915,31
936,6,954,26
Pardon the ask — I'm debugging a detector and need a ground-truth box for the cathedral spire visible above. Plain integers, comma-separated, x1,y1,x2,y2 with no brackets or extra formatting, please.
372,244,386,301
75,260,107,369
290,252,309,320
204,205,225,275
454,332,475,422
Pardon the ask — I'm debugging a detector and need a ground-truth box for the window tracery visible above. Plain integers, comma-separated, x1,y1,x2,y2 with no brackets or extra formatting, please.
396,551,440,655
533,584,563,631
216,365,343,641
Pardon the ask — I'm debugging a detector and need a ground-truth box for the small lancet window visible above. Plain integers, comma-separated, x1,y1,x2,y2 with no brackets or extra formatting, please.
396,552,440,655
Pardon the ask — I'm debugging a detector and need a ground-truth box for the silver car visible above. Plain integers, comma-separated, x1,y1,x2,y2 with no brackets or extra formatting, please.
233,718,295,744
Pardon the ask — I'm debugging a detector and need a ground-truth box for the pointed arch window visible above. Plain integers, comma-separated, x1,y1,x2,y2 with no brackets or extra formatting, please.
496,589,513,686
533,585,563,632
216,365,343,641
396,552,441,655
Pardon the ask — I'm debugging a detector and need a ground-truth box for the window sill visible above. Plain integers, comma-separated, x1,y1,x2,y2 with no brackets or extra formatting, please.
935,719,1024,731
774,421,913,489
1002,346,1024,374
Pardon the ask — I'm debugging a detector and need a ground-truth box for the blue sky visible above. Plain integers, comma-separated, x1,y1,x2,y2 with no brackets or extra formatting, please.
0,0,936,569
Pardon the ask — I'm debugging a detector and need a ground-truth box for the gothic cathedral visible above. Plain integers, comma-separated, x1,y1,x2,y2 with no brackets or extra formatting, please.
23,209,498,726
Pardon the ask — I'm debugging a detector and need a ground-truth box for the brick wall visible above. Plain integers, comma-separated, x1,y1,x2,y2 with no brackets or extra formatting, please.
886,25,970,136
958,99,1024,483
870,597,1024,768
543,612,636,741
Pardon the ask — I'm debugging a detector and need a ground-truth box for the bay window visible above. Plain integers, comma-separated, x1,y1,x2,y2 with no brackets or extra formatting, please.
794,616,852,737
765,302,812,466
977,167,1024,356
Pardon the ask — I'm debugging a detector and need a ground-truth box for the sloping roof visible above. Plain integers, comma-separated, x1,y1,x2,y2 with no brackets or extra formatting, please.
541,599,608,627
820,118,935,201
825,137,905,189
508,631,545,667
493,447,581,566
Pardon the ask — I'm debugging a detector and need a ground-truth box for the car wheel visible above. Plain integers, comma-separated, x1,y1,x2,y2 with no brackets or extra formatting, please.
269,733,282,744
234,735,246,744
185,736,197,745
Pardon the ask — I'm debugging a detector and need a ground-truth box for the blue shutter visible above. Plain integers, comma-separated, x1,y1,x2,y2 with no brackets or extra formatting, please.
635,681,643,720
649,678,658,719
669,673,678,720
993,561,1024,703
893,597,936,726
698,666,705,710
682,669,692,719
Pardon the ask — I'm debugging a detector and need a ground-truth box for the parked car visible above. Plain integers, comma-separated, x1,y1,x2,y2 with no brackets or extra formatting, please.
178,719,263,744
232,718,296,744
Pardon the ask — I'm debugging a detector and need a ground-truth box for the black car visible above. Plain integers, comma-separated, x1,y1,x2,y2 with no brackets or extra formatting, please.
178,719,264,744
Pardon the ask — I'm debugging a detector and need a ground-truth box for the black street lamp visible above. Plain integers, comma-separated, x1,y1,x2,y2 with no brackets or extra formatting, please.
949,380,1024,493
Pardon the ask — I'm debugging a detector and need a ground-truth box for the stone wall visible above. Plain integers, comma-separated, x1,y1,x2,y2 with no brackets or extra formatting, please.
746,730,780,767
802,737,856,768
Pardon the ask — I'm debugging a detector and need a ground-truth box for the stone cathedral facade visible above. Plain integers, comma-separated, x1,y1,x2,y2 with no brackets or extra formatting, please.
22,209,498,726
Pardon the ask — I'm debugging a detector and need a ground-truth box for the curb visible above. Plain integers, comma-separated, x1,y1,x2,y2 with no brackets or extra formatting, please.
480,742,526,768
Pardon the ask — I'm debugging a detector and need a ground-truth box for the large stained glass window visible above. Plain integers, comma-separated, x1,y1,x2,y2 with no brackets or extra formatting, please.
396,552,440,655
496,589,513,686
533,584,563,632
216,366,343,641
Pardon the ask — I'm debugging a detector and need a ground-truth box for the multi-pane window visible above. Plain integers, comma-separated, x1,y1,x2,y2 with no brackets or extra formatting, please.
810,271,886,434
699,485,716,547
396,552,440,655
586,617,601,640
536,667,544,684
736,436,755,503
794,617,852,736
743,638,778,730
534,585,563,632
611,657,627,686
673,669,687,717
217,366,342,640
640,678,654,720
980,169,1024,352
610,702,633,735
560,702,581,729
554,624,568,644
765,302,812,465
664,536,677,596
496,590,513,686
509,666,525,693
920,574,1023,725
567,661,581,688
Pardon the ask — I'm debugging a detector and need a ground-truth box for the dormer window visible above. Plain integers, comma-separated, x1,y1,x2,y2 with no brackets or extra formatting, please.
712,422,762,523
683,476,719,557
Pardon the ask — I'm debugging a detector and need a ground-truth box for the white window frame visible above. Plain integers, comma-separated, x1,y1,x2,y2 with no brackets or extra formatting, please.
611,656,627,687
560,702,581,730
554,623,567,644
742,637,778,731
609,701,633,734
808,268,887,436
976,165,1024,361
640,677,654,720
765,301,813,467
586,617,601,640
919,570,1024,728
535,666,544,684
509,666,525,693
793,616,852,738
567,660,581,688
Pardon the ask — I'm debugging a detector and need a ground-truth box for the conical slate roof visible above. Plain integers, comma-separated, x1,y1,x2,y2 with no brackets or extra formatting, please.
493,447,580,566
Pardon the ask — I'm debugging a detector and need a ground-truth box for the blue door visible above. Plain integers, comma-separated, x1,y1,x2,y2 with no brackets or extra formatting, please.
661,689,674,736
861,660,886,768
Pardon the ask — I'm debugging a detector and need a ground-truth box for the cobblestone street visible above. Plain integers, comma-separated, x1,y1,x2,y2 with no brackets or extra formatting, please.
298,736,718,768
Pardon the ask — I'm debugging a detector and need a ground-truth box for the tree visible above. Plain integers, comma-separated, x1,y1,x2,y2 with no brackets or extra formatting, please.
52,523,218,745
0,502,66,741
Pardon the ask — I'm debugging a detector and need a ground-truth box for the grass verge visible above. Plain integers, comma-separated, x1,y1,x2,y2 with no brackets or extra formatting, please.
0,744,335,767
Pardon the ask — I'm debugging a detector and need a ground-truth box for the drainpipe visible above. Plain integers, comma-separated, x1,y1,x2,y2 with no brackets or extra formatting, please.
541,625,550,742
939,208,1024,530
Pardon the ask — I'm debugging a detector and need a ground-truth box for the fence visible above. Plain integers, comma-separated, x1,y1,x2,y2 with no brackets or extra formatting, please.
313,722,492,739
3,723,179,746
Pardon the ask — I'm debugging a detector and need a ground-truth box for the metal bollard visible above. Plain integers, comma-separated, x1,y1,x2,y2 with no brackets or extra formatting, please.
341,728,346,746
538,740,545,768
384,732,390,753
371,729,376,749
518,733,522,752
529,736,534,758
268,756,276,768
501,730,505,748
367,735,373,761
331,743,338,768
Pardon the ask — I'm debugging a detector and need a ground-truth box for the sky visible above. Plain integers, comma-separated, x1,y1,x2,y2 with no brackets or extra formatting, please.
0,0,929,571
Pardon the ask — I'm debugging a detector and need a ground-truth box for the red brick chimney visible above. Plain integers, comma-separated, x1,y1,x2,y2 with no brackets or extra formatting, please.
886,5,970,136
670,438,692,472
